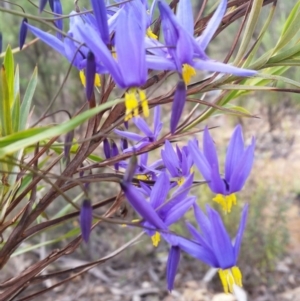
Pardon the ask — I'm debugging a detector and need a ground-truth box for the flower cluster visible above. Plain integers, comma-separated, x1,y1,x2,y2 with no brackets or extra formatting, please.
27,0,256,130
27,0,257,295
119,124,255,292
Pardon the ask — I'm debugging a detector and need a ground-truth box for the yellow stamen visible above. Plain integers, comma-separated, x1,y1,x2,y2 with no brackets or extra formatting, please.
182,64,196,85
213,193,237,213
218,267,243,294
151,232,161,247
177,177,184,186
124,88,149,121
146,27,158,40
135,174,150,180
79,70,101,87
139,90,149,118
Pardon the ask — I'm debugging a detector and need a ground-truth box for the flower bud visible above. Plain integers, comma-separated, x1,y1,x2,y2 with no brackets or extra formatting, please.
170,80,186,134
86,51,96,101
103,138,111,159
111,141,119,171
19,18,28,50
39,0,48,12
80,199,93,243
49,0,54,11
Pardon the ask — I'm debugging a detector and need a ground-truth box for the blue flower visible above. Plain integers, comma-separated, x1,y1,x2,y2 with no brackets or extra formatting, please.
177,203,248,293
114,106,162,153
26,13,103,99
75,1,150,120
121,171,195,290
150,0,257,82
120,153,163,182
188,125,255,212
146,0,256,133
161,140,193,186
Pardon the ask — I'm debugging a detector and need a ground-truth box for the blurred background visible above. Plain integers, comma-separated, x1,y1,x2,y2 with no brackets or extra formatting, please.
1,0,300,300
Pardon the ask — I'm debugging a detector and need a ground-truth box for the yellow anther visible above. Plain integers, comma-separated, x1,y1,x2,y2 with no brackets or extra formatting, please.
125,89,139,121
182,64,196,85
124,88,149,121
139,90,149,118
146,27,158,40
177,177,184,186
232,266,242,287
151,232,161,247
135,174,150,180
213,193,237,213
79,70,101,87
218,267,243,294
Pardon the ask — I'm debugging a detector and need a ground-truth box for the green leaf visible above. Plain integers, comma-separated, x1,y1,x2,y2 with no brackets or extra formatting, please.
14,64,19,100
234,0,264,64
0,98,124,158
0,66,13,136
12,92,20,133
20,67,38,131
0,127,49,147
273,1,300,53
3,45,14,106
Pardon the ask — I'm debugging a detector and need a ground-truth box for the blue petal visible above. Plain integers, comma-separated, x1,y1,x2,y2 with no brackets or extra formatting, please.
159,173,194,218
64,33,84,69
229,137,255,193
90,0,110,44
161,140,180,177
193,204,212,245
188,140,211,182
164,196,195,226
197,0,227,50
133,117,153,138
181,150,189,176
176,0,194,35
53,0,63,34
114,129,144,142
154,105,163,138
121,182,167,231
203,127,219,172
234,204,248,262
150,172,170,209
170,80,186,134
186,221,214,252
193,60,257,77
166,246,181,291
139,181,152,196
225,125,245,182
146,55,176,71
115,4,147,87
139,153,148,167
176,236,218,267
206,205,235,268
76,23,123,85
209,163,226,194
26,23,65,55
